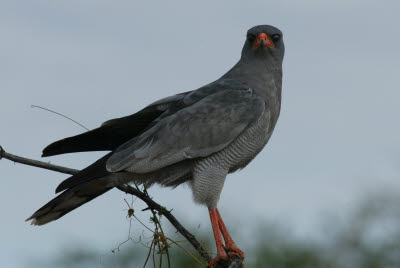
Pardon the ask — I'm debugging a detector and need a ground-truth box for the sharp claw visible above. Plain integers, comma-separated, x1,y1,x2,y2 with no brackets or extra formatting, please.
228,251,241,259
225,243,245,259
209,246,245,267
208,252,229,267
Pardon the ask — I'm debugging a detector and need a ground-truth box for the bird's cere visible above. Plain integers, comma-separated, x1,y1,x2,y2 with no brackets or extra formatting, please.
253,33,275,48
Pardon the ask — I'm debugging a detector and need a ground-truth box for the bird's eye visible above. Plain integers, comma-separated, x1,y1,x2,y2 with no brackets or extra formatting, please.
247,34,256,42
271,34,281,42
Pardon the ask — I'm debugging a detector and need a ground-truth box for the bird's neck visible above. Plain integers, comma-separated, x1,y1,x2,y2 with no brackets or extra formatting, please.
223,57,283,105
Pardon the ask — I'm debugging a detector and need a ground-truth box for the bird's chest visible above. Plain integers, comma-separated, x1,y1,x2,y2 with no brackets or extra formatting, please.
215,109,273,172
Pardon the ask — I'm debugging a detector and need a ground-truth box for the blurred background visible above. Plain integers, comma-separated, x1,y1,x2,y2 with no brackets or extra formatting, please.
0,1,399,267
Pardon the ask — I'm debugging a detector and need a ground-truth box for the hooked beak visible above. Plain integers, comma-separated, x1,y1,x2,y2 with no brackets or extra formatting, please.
253,33,275,48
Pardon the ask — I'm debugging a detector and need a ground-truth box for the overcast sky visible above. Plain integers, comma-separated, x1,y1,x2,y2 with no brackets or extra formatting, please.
1,1,399,267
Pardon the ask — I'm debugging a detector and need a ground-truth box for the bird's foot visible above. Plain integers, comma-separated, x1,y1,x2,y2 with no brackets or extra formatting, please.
208,246,245,267
225,242,245,259
208,251,228,267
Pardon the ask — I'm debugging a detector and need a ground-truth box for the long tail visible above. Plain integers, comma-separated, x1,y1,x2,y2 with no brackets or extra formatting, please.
41,108,164,157
26,179,113,226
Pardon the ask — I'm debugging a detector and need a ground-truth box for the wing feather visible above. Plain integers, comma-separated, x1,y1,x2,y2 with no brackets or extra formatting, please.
106,89,265,173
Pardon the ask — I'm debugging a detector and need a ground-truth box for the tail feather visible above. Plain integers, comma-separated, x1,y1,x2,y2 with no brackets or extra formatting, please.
26,180,113,226
42,128,117,157
42,109,164,157
55,153,112,194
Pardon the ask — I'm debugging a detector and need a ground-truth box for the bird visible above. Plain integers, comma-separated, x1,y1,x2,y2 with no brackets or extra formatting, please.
26,24,285,267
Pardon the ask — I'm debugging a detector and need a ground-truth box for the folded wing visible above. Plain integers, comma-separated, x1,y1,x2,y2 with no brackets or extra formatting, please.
106,89,265,173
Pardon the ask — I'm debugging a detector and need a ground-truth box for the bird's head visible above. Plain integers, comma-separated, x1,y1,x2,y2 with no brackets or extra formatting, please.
242,25,284,63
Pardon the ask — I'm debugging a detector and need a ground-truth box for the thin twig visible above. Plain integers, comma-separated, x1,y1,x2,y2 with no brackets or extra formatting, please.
143,239,154,268
146,189,170,268
117,184,212,262
158,245,164,268
167,238,205,266
152,238,156,268
31,105,90,131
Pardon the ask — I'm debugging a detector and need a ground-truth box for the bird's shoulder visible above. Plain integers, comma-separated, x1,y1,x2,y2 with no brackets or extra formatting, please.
100,78,261,134
181,78,254,106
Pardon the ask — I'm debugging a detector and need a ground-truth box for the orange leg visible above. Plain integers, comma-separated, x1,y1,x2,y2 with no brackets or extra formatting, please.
216,208,245,259
208,208,228,267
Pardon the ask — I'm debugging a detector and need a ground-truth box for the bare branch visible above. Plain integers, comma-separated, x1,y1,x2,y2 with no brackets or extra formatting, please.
0,145,244,267
0,146,78,175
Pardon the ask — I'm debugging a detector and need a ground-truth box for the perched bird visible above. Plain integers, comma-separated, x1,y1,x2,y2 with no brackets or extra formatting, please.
27,25,285,266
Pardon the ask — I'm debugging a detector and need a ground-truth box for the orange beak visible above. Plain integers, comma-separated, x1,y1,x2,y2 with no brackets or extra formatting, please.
253,33,275,48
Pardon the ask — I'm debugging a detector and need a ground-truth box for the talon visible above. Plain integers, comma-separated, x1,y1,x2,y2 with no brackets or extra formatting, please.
208,252,229,267
225,243,245,259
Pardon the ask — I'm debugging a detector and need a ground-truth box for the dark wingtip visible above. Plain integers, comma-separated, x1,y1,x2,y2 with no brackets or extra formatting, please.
41,146,57,157
55,184,64,194
41,141,64,157
25,215,43,226
41,151,51,157
41,143,55,157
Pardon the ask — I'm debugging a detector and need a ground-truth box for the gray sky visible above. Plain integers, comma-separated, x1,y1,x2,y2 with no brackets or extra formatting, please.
1,1,399,267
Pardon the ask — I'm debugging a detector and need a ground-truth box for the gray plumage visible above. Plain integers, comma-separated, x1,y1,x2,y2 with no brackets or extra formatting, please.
106,88,265,173
27,25,284,225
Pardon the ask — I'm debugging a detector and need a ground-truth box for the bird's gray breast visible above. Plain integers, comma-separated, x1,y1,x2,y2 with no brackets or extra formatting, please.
207,107,273,173
189,108,273,208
